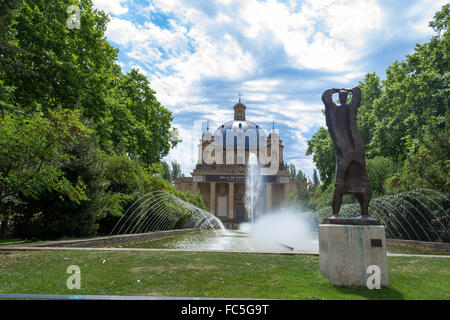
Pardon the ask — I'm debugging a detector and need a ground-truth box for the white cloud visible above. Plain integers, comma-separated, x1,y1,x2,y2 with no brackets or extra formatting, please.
127,44,163,63
93,0,129,15
106,0,385,114
105,18,140,45
306,0,383,46
408,0,448,35
240,0,384,72
103,0,444,179
151,0,183,14
105,17,188,51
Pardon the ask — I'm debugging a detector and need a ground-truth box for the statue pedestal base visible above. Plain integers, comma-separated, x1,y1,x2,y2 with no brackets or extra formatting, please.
322,216,381,225
319,224,389,287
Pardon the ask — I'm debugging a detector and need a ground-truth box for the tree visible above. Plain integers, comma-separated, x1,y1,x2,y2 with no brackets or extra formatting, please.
160,162,172,182
311,169,320,190
366,156,395,197
0,109,88,238
306,128,335,188
386,116,450,195
0,0,197,239
12,134,118,239
159,160,185,182
357,73,382,148
171,160,184,180
2,0,178,165
285,163,314,210
2,0,117,115
370,4,449,161
105,69,179,164
0,0,33,92
306,4,449,200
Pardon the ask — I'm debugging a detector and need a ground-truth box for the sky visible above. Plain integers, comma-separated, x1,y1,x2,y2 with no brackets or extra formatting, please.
92,0,447,178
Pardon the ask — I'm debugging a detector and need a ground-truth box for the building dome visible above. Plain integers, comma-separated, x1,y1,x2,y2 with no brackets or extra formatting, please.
213,119,265,147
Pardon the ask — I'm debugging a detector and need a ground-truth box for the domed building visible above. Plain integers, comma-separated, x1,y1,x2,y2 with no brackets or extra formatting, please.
174,100,296,229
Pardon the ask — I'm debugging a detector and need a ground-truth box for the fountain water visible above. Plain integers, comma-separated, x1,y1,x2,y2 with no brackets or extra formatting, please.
239,153,318,252
245,153,263,222
246,208,319,252
108,176,447,250
110,190,224,235
313,188,449,242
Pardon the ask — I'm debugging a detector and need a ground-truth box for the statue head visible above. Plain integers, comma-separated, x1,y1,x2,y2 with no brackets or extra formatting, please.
339,90,348,106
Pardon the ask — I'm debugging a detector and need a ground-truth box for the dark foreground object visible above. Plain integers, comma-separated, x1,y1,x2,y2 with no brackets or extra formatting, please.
322,216,382,225
322,87,376,223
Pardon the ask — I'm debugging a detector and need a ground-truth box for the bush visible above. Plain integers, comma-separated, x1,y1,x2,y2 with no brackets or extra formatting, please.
366,156,395,197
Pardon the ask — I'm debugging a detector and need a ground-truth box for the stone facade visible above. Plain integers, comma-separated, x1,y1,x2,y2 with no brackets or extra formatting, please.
174,101,296,229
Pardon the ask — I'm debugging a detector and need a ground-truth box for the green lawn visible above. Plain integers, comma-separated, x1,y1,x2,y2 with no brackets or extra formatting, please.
0,249,448,299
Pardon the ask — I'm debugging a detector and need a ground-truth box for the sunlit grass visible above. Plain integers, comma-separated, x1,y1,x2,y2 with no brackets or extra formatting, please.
0,249,448,299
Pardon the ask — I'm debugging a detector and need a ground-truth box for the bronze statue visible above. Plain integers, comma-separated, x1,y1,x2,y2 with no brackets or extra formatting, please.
321,87,379,224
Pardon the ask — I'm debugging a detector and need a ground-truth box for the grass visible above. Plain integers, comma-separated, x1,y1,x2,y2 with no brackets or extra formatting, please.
0,249,449,299
386,244,450,256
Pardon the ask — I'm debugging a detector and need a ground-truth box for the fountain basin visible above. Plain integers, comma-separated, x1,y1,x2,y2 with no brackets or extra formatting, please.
103,229,319,253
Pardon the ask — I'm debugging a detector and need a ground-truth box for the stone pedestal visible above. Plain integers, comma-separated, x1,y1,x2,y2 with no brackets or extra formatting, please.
319,224,389,287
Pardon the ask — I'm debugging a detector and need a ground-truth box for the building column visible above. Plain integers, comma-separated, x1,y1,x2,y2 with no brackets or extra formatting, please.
193,182,198,192
266,183,272,212
210,182,216,215
283,183,288,201
228,182,234,220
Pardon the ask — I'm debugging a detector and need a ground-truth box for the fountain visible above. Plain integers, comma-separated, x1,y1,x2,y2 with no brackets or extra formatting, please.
107,168,319,253
245,153,263,222
239,153,318,252
313,189,449,242
103,188,446,254
109,191,224,236
247,209,318,252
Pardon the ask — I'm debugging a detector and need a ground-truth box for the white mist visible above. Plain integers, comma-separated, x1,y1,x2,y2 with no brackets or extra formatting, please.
240,209,318,252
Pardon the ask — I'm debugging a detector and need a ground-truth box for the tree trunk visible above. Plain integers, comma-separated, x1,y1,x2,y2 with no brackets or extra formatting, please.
0,203,9,239
0,216,8,239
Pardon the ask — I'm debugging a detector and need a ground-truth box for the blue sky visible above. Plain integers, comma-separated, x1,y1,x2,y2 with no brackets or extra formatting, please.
93,0,447,178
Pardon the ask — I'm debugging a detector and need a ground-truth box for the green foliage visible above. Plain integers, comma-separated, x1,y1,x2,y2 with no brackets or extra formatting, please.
104,70,179,164
308,182,334,210
171,161,184,180
366,157,395,197
286,164,315,211
306,128,335,188
312,169,320,190
181,190,208,211
306,5,449,203
0,109,89,206
370,5,449,161
1,0,177,165
11,120,124,239
386,117,450,195
160,162,172,182
0,108,92,239
357,73,382,147
159,160,185,183
0,0,192,239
